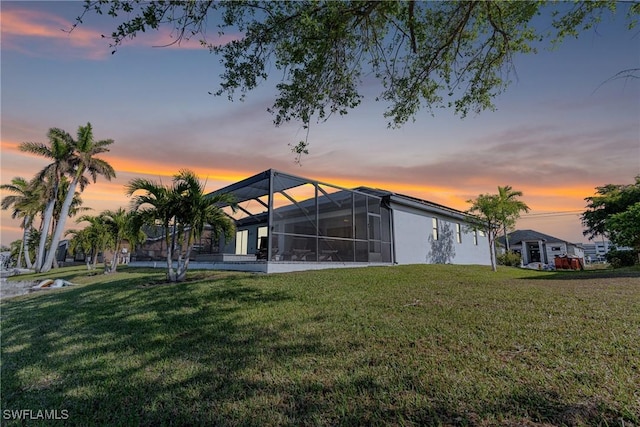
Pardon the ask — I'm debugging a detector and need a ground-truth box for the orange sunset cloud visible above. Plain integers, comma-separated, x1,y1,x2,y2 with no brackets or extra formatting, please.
0,140,21,151
105,155,256,184
2,133,594,217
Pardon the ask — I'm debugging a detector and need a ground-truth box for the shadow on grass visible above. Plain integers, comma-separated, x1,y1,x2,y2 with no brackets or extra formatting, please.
1,274,324,425
2,269,637,426
479,388,626,426
521,269,640,281
4,267,102,284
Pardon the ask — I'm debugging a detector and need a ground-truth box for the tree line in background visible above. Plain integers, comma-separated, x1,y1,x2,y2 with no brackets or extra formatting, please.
581,176,640,267
2,124,236,282
467,177,640,271
1,124,115,274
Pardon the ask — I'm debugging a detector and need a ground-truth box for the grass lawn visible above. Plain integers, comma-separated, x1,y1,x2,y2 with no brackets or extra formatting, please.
1,264,639,426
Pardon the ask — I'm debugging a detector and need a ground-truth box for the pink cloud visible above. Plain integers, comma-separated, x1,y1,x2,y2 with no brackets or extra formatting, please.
1,8,109,59
0,7,242,60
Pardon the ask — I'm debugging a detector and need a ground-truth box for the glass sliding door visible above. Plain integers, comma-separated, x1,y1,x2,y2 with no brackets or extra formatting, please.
368,213,382,262
235,230,248,255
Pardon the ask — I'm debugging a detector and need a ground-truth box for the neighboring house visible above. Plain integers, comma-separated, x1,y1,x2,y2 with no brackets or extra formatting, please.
132,234,167,261
133,169,491,273
62,239,133,266
131,224,222,262
581,240,631,263
498,229,585,266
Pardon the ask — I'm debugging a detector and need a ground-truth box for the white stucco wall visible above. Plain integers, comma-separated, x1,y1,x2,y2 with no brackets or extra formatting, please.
392,205,490,266
454,226,492,265
545,242,568,264
393,209,431,264
544,242,585,264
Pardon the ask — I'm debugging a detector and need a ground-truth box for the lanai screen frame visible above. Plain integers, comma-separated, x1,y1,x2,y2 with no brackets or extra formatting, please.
208,169,393,264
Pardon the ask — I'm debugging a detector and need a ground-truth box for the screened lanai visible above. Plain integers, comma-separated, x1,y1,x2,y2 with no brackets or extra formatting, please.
206,169,393,272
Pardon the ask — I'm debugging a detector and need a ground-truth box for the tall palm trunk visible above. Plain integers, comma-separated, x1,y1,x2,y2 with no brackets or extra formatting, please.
503,223,510,252
488,231,497,272
41,175,80,273
17,230,25,269
92,249,100,270
22,217,34,269
175,225,185,279
17,217,32,269
109,238,122,273
50,215,61,269
109,248,118,273
165,220,177,282
35,198,56,272
177,230,194,282
86,250,93,270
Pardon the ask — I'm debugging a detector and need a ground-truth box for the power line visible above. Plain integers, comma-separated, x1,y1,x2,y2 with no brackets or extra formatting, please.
519,210,583,218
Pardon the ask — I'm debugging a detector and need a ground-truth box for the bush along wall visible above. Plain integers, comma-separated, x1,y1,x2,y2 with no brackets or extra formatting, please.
605,249,638,268
497,252,522,267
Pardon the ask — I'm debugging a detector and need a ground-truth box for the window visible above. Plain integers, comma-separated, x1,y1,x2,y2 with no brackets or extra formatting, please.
257,227,268,248
456,223,462,243
473,230,478,245
551,246,562,251
235,230,248,255
432,218,438,240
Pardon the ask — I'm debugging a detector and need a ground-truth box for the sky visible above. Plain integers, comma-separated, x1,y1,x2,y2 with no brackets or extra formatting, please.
1,1,639,246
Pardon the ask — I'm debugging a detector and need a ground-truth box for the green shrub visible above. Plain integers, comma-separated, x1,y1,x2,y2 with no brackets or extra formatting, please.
497,251,522,266
605,249,638,268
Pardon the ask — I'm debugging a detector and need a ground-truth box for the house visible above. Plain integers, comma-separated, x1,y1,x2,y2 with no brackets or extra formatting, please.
60,239,133,266
580,240,632,263
498,229,585,266
129,169,490,273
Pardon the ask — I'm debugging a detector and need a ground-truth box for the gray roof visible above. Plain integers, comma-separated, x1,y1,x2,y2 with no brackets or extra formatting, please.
498,229,569,246
355,187,471,220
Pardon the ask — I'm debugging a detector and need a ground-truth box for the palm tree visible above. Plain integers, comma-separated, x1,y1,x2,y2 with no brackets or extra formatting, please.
67,214,112,270
126,169,235,282
40,123,116,273
467,186,530,272
7,240,23,269
19,130,75,271
126,177,177,279
467,193,502,272
497,185,530,252
49,176,91,268
1,176,44,269
25,228,41,267
52,177,90,234
66,227,95,270
101,208,146,273
172,170,236,281
83,215,111,270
